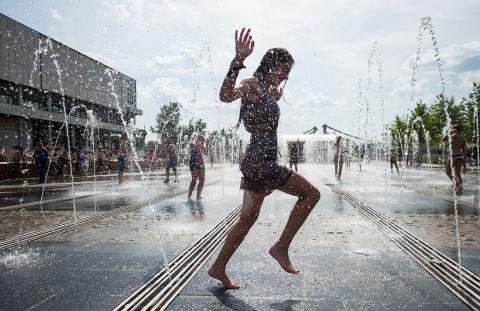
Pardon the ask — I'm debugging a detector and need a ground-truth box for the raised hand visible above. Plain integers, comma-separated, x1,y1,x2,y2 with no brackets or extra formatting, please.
235,28,254,63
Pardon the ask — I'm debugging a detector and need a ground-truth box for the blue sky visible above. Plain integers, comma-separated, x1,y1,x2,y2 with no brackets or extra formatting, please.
1,0,479,141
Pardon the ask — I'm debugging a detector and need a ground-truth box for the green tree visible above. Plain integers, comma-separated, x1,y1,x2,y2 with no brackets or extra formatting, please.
462,82,480,146
150,102,181,144
389,115,408,148
427,94,463,145
390,82,480,152
408,100,433,145
178,118,207,145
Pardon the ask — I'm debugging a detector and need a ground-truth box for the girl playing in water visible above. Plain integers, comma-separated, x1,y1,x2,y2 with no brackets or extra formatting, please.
208,28,321,289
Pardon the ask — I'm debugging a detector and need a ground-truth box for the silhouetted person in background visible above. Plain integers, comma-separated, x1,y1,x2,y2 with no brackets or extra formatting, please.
357,145,365,172
12,145,27,174
188,136,206,200
164,140,178,183
77,149,87,179
414,150,422,168
443,124,467,195
117,133,128,185
289,141,299,172
390,148,400,175
334,136,344,180
0,146,8,162
33,142,48,183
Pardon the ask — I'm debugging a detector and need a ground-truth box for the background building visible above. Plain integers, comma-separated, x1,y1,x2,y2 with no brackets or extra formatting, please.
0,13,142,152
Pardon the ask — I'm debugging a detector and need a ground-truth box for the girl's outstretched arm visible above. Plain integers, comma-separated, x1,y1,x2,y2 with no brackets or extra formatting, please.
219,28,255,103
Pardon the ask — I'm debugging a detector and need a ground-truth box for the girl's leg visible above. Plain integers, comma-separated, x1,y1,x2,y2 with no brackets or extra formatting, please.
197,168,205,198
165,166,170,182
445,160,453,181
208,190,266,288
188,170,198,198
271,172,320,274
338,160,343,179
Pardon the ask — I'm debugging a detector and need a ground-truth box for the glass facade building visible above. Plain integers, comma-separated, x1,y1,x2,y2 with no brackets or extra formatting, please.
0,13,142,150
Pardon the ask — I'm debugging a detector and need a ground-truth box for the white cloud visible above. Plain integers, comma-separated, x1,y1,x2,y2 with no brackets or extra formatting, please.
3,0,480,139
143,54,192,75
415,41,480,71
50,8,63,20
391,77,429,97
143,45,214,76
138,77,191,104
287,87,350,111
399,41,480,92
459,70,480,89
145,55,184,68
102,0,145,23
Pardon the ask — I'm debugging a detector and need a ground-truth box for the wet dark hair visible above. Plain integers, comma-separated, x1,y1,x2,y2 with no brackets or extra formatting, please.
235,48,294,130
253,48,294,81
451,124,461,131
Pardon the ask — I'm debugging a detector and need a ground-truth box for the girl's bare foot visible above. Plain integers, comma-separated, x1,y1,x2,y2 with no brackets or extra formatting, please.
269,244,300,274
208,267,240,289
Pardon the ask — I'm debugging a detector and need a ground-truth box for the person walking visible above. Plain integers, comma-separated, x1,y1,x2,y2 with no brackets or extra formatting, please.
208,28,320,289
77,149,87,179
443,124,467,195
188,136,207,200
117,133,128,185
289,141,299,172
0,146,8,162
164,140,178,183
390,148,400,175
333,136,344,180
33,142,49,183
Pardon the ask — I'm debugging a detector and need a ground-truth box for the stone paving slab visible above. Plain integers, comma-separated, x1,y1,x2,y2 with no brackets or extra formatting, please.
0,164,477,310
323,163,480,282
168,183,470,310
0,171,242,311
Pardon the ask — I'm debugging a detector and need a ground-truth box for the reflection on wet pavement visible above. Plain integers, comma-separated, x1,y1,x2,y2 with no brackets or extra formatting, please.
0,162,478,310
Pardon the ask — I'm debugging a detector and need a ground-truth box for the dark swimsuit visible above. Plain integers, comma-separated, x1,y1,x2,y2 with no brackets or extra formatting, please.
189,147,204,171
239,82,293,194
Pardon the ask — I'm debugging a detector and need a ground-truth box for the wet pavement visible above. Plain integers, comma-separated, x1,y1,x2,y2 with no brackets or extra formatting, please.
169,165,473,310
322,162,480,275
0,168,192,210
0,167,215,240
0,166,240,310
0,162,478,310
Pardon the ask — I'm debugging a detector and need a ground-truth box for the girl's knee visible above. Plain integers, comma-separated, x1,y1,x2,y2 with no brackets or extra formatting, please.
311,187,321,204
301,187,320,206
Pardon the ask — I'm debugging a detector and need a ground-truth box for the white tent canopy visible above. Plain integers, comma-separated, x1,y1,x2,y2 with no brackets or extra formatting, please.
280,134,337,142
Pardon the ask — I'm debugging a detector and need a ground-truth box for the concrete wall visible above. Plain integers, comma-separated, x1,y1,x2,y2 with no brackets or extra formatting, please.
0,13,139,115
